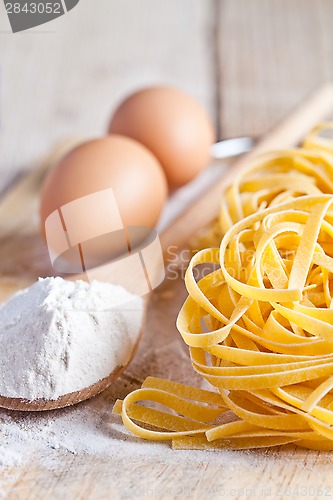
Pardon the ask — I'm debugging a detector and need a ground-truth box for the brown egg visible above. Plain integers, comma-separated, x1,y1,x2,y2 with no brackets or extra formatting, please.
40,135,167,271
108,87,215,188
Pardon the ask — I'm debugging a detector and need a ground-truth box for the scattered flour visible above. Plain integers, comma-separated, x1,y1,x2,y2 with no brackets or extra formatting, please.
0,277,143,401
0,340,238,472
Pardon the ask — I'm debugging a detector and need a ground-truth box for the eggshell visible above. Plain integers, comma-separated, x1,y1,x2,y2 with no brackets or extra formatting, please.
108,87,215,188
40,135,167,269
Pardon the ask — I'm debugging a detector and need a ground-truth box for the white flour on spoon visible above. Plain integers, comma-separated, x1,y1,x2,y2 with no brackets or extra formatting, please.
0,277,143,401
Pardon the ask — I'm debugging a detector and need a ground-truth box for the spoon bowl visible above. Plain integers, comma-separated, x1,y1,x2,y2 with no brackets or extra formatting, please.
0,331,142,412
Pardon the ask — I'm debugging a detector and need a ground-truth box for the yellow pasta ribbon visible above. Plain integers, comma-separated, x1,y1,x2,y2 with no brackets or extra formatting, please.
113,123,333,451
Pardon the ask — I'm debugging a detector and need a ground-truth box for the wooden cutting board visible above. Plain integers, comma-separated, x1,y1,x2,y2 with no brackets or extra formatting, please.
1,85,333,499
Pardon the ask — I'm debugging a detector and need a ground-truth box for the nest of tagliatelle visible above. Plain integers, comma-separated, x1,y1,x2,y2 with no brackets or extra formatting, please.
114,123,333,451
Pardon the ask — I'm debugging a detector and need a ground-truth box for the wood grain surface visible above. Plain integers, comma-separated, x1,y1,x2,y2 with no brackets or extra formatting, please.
2,1,333,499
217,0,333,138
0,0,214,191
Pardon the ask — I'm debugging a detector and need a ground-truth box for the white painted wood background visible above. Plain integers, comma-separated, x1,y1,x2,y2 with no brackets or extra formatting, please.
2,1,333,498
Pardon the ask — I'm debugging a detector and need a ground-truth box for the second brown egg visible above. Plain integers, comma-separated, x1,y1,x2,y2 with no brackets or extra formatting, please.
108,87,215,188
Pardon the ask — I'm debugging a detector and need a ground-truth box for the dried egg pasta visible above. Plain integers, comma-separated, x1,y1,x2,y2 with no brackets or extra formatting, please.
114,123,333,450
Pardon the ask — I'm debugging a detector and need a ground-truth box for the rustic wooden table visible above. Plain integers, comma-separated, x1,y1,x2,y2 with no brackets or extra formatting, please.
2,1,333,498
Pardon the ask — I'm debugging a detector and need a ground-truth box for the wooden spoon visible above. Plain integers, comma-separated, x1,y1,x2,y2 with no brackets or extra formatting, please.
0,329,142,412
0,84,333,412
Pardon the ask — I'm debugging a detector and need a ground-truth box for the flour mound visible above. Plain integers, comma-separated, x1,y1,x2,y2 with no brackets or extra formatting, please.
0,277,143,401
